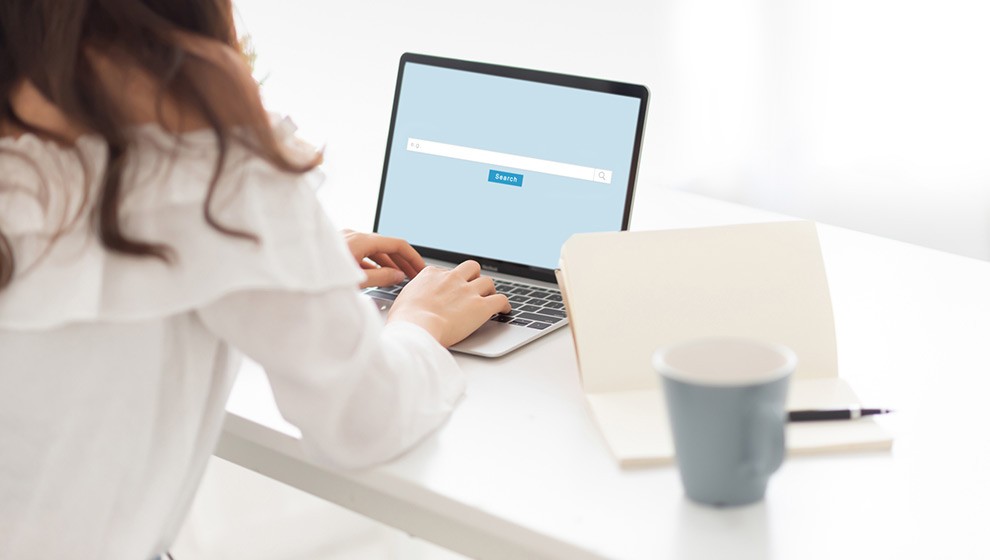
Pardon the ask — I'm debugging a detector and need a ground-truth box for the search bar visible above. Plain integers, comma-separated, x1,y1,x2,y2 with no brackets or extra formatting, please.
406,138,612,184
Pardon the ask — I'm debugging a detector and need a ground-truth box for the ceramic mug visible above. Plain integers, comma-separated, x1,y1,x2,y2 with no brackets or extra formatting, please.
653,337,796,507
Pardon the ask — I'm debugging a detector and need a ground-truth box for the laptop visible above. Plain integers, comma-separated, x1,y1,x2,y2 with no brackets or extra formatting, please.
364,53,649,357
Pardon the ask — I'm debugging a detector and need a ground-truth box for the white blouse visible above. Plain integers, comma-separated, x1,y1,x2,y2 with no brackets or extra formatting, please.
0,122,464,560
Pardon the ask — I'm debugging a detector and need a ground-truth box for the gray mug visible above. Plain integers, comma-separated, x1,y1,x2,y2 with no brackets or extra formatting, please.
653,338,796,507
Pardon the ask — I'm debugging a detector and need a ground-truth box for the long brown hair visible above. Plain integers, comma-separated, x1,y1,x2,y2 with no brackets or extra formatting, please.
0,0,317,290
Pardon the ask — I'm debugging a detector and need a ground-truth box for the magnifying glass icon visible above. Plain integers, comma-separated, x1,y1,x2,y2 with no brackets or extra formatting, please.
598,171,606,180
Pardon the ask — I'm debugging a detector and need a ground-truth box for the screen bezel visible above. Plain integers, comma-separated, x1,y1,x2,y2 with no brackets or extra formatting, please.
373,52,649,283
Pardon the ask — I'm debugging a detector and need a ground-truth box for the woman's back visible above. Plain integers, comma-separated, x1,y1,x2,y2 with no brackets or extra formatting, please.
0,125,365,558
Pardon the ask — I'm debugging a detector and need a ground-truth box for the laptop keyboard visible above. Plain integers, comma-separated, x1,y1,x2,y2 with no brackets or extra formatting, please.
364,278,567,331
491,278,567,330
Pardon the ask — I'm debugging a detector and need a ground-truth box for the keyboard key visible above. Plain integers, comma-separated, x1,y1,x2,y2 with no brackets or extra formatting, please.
527,298,550,306
509,294,530,303
511,288,532,296
526,322,551,330
491,314,512,323
519,305,541,313
545,302,564,309
547,294,562,302
519,312,562,324
367,290,397,301
530,292,551,300
509,319,532,326
536,307,566,318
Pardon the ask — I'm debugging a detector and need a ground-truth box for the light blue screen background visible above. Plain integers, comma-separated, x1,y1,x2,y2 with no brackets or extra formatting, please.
377,63,642,270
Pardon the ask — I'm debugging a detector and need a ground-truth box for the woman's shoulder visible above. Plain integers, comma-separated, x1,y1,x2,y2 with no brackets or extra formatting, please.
0,130,103,237
0,120,362,331
0,118,312,235
124,116,320,205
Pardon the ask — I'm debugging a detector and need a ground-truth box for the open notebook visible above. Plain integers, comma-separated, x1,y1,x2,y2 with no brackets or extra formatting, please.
556,221,893,467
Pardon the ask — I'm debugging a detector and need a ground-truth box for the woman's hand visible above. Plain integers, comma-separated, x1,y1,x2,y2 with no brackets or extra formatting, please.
387,260,512,347
343,230,426,288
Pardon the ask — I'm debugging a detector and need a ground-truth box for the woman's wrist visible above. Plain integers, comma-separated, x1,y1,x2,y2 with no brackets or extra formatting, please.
386,309,447,346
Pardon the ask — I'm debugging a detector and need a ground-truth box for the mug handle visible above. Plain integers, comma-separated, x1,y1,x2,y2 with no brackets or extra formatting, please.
743,403,786,480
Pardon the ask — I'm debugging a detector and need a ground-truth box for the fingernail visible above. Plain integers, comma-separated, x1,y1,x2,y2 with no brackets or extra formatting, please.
392,269,406,282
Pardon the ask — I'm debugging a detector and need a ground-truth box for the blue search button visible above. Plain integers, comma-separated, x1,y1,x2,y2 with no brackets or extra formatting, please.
488,169,523,187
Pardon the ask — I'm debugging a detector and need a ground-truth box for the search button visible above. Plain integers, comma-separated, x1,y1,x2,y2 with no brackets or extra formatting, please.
593,169,613,184
488,169,524,187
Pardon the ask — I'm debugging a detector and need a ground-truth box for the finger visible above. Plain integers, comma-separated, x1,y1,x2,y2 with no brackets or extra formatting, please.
469,276,497,296
362,267,406,288
369,252,400,271
377,252,413,278
359,259,377,269
388,239,427,273
485,293,512,316
362,235,427,273
390,253,422,280
452,260,481,281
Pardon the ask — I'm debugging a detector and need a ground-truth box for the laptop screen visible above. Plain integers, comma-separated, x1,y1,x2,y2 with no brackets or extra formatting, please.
374,54,648,279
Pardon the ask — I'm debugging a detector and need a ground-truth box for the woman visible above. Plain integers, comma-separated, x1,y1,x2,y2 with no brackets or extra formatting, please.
0,1,509,558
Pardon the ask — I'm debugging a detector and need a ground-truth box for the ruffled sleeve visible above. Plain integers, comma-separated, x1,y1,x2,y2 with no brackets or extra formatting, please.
0,126,363,330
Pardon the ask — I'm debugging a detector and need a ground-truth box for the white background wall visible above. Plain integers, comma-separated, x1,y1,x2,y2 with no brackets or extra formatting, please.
234,0,990,260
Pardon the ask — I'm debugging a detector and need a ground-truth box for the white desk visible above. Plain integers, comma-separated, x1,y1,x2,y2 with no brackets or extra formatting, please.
219,188,990,559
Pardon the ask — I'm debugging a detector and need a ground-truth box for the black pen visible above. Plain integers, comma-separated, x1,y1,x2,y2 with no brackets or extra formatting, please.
787,408,894,422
